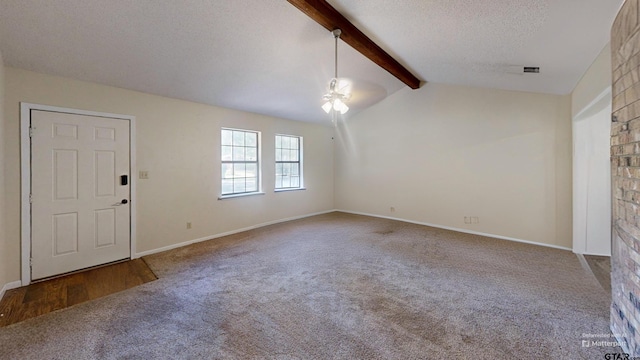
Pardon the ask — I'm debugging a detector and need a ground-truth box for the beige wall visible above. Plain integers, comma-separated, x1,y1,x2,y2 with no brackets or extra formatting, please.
0,51,6,290
3,67,334,284
572,43,612,117
334,82,572,248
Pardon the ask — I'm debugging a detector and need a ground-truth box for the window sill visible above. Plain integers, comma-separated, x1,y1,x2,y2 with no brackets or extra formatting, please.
218,192,265,200
274,187,306,193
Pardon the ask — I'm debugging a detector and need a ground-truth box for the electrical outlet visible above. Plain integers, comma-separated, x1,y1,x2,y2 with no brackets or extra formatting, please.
464,216,470,224
390,206,396,213
186,222,192,229
139,171,149,179
472,217,479,224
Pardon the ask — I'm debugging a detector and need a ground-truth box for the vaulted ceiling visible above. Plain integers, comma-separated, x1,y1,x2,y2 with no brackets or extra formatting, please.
0,1,624,124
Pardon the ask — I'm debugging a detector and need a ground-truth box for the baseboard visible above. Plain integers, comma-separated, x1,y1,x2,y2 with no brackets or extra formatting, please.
135,209,572,258
336,209,573,251
135,210,335,257
575,251,611,257
0,280,22,300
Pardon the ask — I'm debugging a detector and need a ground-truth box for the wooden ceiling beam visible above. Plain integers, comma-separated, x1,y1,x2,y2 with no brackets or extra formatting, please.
286,0,422,89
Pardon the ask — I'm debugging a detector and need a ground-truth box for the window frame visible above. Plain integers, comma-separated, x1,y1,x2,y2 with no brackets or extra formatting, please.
275,134,304,192
219,128,263,199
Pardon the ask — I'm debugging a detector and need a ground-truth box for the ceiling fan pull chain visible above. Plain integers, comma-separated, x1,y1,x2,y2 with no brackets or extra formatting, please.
334,29,340,79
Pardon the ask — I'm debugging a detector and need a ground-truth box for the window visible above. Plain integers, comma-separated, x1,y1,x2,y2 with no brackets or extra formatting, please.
275,134,303,190
221,128,260,196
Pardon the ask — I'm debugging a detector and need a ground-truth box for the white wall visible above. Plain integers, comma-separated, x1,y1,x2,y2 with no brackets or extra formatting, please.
335,82,572,248
3,67,334,284
572,44,612,118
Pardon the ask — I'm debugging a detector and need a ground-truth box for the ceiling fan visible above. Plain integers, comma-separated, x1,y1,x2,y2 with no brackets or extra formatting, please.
322,29,351,124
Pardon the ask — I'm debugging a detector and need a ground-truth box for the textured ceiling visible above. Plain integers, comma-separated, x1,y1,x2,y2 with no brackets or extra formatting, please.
0,0,624,124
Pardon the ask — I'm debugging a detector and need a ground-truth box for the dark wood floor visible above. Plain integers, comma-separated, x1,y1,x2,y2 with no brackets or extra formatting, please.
0,258,156,327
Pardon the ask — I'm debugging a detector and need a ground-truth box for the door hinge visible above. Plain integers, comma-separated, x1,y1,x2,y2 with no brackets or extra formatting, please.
29,194,33,203
29,127,34,138
29,258,32,268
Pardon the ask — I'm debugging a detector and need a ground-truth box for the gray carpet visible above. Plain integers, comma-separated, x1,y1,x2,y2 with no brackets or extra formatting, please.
0,212,618,359
584,255,612,293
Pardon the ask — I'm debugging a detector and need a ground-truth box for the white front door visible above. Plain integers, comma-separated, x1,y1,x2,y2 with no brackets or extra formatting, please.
30,110,131,280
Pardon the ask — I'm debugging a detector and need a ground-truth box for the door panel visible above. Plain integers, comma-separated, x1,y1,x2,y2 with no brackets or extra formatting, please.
95,151,116,197
31,110,131,280
95,208,116,248
53,149,78,200
53,212,78,255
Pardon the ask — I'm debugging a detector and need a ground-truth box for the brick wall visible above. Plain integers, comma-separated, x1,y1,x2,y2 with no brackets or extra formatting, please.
611,0,640,355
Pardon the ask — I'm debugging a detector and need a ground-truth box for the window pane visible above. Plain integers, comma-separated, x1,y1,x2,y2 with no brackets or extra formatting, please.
275,163,283,176
282,176,291,188
275,135,282,148
221,146,232,161
291,164,299,176
222,163,233,179
282,149,290,161
233,147,246,161
290,149,298,162
222,179,234,194
221,130,233,146
234,178,246,193
246,177,257,192
275,176,282,189
282,136,291,149
291,176,299,188
246,147,257,161
233,163,246,178
246,163,257,177
275,149,282,162
245,132,257,147
291,137,299,150
233,131,245,146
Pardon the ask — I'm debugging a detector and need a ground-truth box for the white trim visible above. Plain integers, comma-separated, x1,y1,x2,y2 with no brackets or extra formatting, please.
336,209,573,251
571,87,613,255
274,187,307,193
218,192,265,200
20,103,31,286
20,103,137,284
135,210,334,257
0,281,22,300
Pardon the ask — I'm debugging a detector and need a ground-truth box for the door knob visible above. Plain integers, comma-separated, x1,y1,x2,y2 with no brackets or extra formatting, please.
121,199,128,204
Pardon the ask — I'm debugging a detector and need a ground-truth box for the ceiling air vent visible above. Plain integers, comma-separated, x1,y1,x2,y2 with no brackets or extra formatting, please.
506,65,540,75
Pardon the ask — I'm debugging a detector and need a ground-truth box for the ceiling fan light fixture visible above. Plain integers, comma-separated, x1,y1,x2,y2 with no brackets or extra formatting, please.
322,101,333,113
333,98,348,114
322,29,350,119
